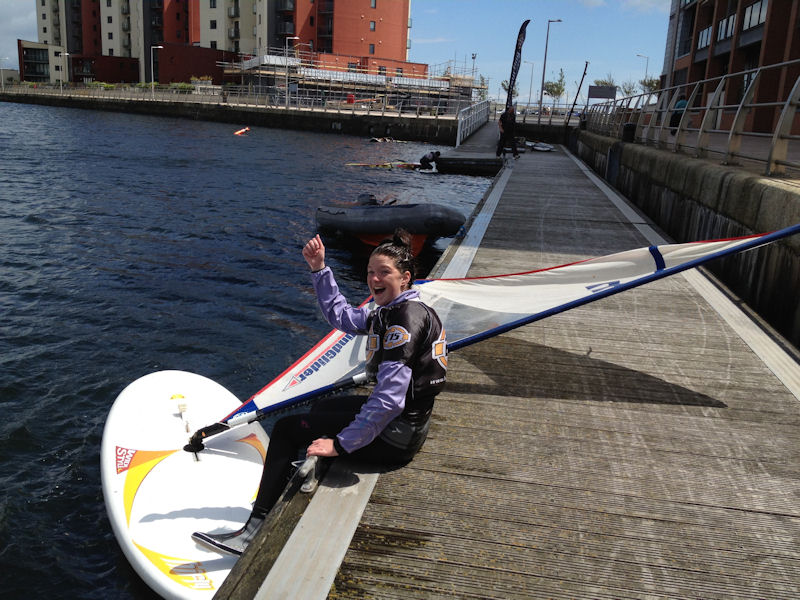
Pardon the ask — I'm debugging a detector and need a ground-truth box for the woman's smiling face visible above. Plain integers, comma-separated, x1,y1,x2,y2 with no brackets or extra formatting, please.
367,253,411,306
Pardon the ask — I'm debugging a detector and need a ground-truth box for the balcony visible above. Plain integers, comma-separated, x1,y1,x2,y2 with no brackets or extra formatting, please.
122,18,130,32
277,21,295,35
121,2,129,15
228,6,240,18
228,27,240,40
277,0,295,11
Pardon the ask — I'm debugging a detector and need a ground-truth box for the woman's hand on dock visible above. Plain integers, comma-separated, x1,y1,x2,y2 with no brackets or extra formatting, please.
307,437,338,457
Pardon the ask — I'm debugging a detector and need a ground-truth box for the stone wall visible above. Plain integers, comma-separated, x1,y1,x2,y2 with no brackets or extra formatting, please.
0,93,460,144
571,130,800,348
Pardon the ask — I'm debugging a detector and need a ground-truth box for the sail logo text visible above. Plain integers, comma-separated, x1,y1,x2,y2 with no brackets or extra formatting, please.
285,333,355,389
115,446,137,474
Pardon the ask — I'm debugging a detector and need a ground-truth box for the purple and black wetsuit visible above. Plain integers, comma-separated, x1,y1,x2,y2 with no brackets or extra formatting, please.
251,266,447,515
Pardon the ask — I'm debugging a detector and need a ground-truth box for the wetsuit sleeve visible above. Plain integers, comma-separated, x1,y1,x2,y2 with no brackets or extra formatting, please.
311,267,369,334
335,360,411,454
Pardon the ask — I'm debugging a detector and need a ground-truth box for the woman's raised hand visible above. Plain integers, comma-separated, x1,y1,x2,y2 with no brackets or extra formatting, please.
302,234,326,272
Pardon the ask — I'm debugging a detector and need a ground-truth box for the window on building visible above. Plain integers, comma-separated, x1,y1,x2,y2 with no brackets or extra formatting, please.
43,26,47,33
108,32,113,39
210,19,217,29
210,40,217,48
369,43,375,54
41,0,45,5
697,26,711,49
370,21,375,31
107,0,111,6
742,0,768,30
210,0,216,7
717,13,736,41
108,16,112,23
371,0,376,7
347,62,358,72
396,67,403,76
42,13,46,20
378,65,386,75
310,16,314,26
109,48,114,55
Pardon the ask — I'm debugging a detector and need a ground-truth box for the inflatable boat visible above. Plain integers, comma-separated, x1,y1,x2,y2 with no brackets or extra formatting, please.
316,202,465,254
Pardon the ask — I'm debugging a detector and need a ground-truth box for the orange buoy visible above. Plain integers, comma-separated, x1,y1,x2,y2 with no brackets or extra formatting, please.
234,127,250,136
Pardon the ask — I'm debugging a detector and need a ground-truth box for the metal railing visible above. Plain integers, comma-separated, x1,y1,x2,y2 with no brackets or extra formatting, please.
0,82,489,142
455,99,490,147
584,59,800,177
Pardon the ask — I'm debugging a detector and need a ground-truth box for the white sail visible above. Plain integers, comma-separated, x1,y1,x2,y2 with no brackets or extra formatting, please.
224,225,799,422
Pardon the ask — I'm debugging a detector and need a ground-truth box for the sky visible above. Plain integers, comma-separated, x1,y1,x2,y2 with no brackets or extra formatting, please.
0,0,670,104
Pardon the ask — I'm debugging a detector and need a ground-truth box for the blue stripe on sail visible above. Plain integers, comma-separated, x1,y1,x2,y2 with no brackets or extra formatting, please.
649,245,666,270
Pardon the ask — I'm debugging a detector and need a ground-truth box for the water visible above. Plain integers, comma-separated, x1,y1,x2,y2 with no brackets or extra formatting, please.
0,102,490,599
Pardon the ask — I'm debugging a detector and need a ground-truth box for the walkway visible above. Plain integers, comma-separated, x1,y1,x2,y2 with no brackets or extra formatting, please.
239,122,800,599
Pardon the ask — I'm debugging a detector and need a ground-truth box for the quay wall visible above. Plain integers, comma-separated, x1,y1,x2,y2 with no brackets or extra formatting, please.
0,93,460,144
570,129,800,348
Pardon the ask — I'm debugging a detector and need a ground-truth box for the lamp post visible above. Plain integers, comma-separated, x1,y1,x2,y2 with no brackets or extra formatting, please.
538,18,561,125
284,35,299,108
62,52,69,94
523,60,534,122
150,45,163,100
0,57,8,93
636,53,649,84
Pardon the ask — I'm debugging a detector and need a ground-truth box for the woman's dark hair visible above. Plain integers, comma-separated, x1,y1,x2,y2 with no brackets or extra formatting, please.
371,228,416,286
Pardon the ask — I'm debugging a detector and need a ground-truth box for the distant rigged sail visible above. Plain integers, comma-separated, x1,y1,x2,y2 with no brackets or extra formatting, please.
225,224,800,421
506,19,530,111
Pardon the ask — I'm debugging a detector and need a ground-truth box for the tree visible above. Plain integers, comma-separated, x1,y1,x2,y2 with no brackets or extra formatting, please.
500,79,518,99
593,73,617,89
621,80,638,96
543,68,567,106
478,75,489,101
639,76,660,93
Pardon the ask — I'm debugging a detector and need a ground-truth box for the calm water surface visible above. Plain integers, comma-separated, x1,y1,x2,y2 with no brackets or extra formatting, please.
0,102,490,598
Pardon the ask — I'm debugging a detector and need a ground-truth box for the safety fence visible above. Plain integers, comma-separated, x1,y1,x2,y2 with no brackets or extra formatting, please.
1,81,475,115
584,58,800,177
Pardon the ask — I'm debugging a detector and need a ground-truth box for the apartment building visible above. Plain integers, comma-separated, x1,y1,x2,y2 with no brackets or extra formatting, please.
662,0,800,91
190,0,413,72
20,0,420,84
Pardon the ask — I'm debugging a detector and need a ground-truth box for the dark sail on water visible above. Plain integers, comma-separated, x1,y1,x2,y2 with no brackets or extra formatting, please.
506,19,531,110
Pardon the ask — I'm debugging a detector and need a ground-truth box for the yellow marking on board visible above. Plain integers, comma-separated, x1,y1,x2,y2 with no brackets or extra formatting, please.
123,450,176,526
171,394,186,400
133,541,216,591
237,433,267,502
237,433,267,463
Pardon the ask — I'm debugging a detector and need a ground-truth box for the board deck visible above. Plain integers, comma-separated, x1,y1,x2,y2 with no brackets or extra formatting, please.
101,371,268,600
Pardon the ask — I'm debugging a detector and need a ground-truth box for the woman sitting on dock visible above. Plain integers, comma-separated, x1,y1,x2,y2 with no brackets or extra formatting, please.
193,230,448,556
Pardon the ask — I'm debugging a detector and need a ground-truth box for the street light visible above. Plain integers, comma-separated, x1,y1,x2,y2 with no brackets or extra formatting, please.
538,18,561,125
0,57,8,93
636,53,649,83
284,36,299,108
523,60,534,122
150,45,163,100
62,52,69,95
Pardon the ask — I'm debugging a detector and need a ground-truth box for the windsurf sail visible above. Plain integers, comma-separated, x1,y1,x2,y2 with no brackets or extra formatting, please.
193,224,799,442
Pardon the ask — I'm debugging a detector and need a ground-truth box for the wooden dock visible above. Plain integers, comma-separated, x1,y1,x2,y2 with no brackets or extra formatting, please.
223,122,800,599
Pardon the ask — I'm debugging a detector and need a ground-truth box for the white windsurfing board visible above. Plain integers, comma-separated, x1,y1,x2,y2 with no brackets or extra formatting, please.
101,370,269,600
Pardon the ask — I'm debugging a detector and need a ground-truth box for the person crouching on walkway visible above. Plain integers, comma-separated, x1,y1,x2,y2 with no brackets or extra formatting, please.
193,230,448,556
420,150,440,170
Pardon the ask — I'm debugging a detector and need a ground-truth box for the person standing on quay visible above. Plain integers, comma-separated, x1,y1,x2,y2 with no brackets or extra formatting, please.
496,105,520,159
